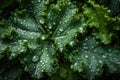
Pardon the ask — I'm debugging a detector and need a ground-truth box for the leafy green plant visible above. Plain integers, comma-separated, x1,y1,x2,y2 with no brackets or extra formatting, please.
0,0,120,80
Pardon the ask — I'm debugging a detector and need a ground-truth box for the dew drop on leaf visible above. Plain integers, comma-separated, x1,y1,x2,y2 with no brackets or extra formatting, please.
38,0,41,3
102,55,106,58
83,46,88,50
83,43,86,46
85,55,88,58
90,69,94,72
11,53,16,57
74,63,78,66
79,27,84,33
48,25,52,29
92,56,95,58
91,46,94,49
71,65,74,69
41,35,46,40
32,55,39,62
20,22,23,24
93,49,97,52
59,28,63,32
98,60,103,64
58,8,61,11
69,41,74,47
23,20,26,22
59,48,63,52
108,49,112,52
53,22,56,25
25,66,28,71
39,18,45,24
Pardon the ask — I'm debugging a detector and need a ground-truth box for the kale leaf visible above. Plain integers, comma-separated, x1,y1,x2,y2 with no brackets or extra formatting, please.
0,0,120,80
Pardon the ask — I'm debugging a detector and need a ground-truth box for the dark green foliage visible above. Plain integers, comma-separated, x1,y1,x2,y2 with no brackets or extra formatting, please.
0,0,120,80
68,36,120,80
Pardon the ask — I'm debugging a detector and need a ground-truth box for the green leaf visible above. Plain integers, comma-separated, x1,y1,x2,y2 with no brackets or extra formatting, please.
0,0,87,79
69,36,120,80
1,0,120,79
82,0,118,44
19,42,56,79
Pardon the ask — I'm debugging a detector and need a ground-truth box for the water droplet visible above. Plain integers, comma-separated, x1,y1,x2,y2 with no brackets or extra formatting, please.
40,60,43,63
96,42,99,45
45,61,48,63
31,1,34,4
32,55,39,62
93,49,97,52
64,20,67,22
53,22,56,25
39,18,45,24
90,69,94,72
25,66,28,71
14,17,16,21
83,43,86,46
108,49,112,52
71,65,74,69
59,21,62,24
58,8,61,11
20,22,23,24
82,23,86,26
102,55,106,58
79,27,84,33
41,35,46,40
68,2,71,5
59,48,63,52
85,55,88,58
91,46,94,49
18,35,20,37
45,47,48,50
74,63,77,66
41,69,44,72
109,54,112,56
42,62,45,65
85,38,88,41
23,40,28,42
20,48,25,53
92,56,95,58
69,41,74,47
83,46,88,50
38,0,41,3
97,69,100,72
77,57,80,60
98,60,103,64
46,55,48,57
48,25,52,29
23,20,26,22
11,53,16,57
59,28,63,32
67,31,70,34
